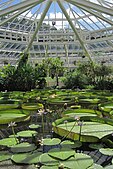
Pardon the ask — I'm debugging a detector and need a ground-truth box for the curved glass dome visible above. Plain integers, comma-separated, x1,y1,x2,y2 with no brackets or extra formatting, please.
0,0,113,67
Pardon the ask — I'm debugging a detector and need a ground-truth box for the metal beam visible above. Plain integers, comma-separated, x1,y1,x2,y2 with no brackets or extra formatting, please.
25,0,52,53
0,0,45,17
57,0,93,63
78,6,113,26
0,4,36,27
65,0,113,16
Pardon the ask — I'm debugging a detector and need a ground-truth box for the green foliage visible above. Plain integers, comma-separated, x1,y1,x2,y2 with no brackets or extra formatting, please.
63,70,88,89
41,57,64,86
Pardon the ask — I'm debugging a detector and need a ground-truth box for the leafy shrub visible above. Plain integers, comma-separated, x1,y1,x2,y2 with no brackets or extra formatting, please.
63,70,88,89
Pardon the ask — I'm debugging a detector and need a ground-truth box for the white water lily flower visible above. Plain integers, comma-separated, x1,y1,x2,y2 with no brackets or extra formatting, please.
8,121,17,127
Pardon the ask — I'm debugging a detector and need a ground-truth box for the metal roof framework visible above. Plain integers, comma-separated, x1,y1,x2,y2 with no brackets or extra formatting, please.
0,0,113,67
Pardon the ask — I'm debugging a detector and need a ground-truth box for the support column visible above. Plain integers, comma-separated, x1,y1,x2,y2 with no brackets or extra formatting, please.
25,0,52,53
57,0,93,63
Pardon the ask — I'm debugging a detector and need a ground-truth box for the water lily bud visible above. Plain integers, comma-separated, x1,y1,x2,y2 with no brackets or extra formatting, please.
64,103,67,109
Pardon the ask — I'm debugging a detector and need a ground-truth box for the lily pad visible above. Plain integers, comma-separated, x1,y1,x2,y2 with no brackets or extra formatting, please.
0,104,19,110
53,121,113,142
0,109,30,124
48,148,75,160
99,102,113,113
42,138,61,146
89,143,104,150
0,137,18,147
89,164,103,169
99,148,113,156
17,130,37,137
29,124,40,129
40,166,58,169
0,151,12,162
11,151,42,164
63,108,101,118
62,153,93,169
61,140,82,149
39,153,59,166
11,142,36,153
22,103,43,111
104,165,113,169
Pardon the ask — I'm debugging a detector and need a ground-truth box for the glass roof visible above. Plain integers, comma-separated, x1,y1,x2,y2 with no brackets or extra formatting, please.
0,0,113,67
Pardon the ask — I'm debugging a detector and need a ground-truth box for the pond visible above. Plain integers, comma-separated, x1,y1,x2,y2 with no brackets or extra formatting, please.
0,89,113,168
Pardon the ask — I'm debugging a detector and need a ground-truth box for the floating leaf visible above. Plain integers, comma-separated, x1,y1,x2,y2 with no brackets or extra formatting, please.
11,142,36,153
29,124,40,129
43,138,61,146
88,164,103,169
22,103,43,110
17,130,37,137
40,166,58,169
39,153,59,166
99,148,113,156
61,140,82,149
104,165,113,169
0,138,18,147
53,121,113,142
0,151,12,162
11,151,42,164
48,148,75,160
89,143,104,150
62,153,93,169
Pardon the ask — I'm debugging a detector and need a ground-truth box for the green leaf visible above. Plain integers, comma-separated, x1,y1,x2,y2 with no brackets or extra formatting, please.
62,153,93,169
54,121,113,142
61,140,82,149
0,151,12,162
48,148,75,160
88,164,103,169
89,143,104,150
22,103,43,110
39,153,59,166
104,165,113,169
11,142,36,153
0,138,18,147
29,124,40,129
40,166,58,169
42,138,61,146
17,130,37,137
99,148,113,156
11,151,42,164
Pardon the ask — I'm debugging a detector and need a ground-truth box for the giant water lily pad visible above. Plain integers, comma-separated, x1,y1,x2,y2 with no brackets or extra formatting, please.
62,108,100,118
63,109,101,117
89,164,103,169
0,104,19,110
61,140,82,149
40,166,58,169
99,102,113,112
53,121,113,142
11,142,36,153
11,151,42,164
0,151,12,162
48,148,75,160
89,143,104,150
104,165,113,169
39,153,59,166
62,153,93,169
0,138,18,147
29,124,40,129
42,138,61,146
0,109,30,124
99,148,113,156
17,130,37,137
22,103,43,111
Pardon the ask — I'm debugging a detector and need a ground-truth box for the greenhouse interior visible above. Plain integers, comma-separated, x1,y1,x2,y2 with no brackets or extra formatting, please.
1,0,113,169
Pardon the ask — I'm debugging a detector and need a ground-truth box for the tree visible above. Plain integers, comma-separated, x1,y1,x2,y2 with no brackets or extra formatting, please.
41,57,64,87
